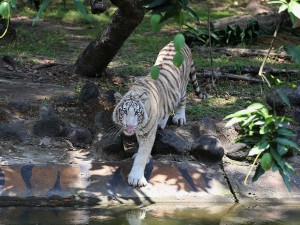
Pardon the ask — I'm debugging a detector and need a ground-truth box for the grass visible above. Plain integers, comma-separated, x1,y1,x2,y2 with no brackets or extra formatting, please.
1,1,300,120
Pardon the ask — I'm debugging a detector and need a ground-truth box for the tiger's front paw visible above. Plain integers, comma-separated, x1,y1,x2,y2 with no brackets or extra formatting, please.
128,172,148,187
172,113,186,126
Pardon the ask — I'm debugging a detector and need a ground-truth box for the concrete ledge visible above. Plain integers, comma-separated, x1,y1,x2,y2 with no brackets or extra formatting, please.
0,159,300,206
0,160,232,205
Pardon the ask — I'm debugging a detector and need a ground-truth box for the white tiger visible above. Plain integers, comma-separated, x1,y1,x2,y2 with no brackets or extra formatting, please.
112,41,207,187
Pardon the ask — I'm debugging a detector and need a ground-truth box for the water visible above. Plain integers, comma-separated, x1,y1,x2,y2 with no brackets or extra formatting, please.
0,203,300,225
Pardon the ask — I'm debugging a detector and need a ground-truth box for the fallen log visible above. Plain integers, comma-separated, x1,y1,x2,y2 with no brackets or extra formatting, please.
0,68,27,79
197,69,262,83
219,66,299,77
196,47,290,59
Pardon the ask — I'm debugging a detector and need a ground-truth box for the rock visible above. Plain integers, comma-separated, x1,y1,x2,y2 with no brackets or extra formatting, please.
192,117,217,137
267,86,300,116
79,82,100,103
39,104,57,119
122,134,138,158
191,134,224,162
33,117,68,137
106,90,118,105
294,107,300,124
95,135,124,160
225,143,248,161
69,126,94,147
152,129,190,155
0,122,29,142
91,0,107,14
52,95,76,105
94,111,114,130
288,85,300,106
39,137,52,147
8,100,31,113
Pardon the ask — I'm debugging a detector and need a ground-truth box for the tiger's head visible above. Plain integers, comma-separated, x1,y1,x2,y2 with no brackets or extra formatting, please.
112,92,148,136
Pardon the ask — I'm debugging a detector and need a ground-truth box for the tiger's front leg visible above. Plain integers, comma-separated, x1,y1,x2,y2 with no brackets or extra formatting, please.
128,132,156,187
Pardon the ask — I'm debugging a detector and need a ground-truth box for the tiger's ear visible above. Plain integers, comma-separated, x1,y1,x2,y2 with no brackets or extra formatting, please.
139,92,148,103
114,92,123,103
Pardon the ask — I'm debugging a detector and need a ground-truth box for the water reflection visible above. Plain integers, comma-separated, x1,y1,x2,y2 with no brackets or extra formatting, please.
0,204,300,224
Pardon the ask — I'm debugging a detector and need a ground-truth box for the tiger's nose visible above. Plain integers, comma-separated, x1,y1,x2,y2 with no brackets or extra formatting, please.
125,125,135,133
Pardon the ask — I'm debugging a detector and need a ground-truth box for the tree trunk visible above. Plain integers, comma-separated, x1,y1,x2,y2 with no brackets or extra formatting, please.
73,0,146,77
0,18,16,45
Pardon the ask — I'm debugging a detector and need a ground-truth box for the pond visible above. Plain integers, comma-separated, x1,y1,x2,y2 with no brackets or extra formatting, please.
0,203,300,225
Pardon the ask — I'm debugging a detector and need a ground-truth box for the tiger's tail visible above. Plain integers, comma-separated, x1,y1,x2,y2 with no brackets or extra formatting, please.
189,62,208,99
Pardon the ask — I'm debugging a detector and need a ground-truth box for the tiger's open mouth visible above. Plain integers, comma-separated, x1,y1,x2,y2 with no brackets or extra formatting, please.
123,130,135,136
124,125,135,136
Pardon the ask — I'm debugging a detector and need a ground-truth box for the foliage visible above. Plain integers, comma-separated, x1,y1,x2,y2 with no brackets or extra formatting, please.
0,0,15,38
32,0,90,26
268,0,300,25
284,45,300,65
145,0,199,27
185,20,260,47
0,0,90,31
146,0,197,78
225,102,300,191
268,0,300,64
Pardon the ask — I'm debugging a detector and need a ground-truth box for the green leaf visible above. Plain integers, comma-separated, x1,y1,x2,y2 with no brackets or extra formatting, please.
277,144,288,156
10,0,16,8
289,0,300,19
253,120,265,126
238,136,260,144
74,0,90,22
279,169,291,192
268,0,287,4
270,147,288,169
285,45,300,65
275,137,300,151
278,4,288,13
185,6,199,21
241,114,256,126
151,14,163,32
0,2,10,19
260,107,269,118
264,74,283,86
272,163,279,172
224,109,254,120
248,140,269,156
252,164,265,182
145,0,168,9
247,102,265,111
277,128,297,137
150,66,160,80
225,116,247,127
173,51,185,67
278,89,291,108
259,124,270,134
32,0,52,26
173,33,185,52
174,10,186,25
285,162,295,174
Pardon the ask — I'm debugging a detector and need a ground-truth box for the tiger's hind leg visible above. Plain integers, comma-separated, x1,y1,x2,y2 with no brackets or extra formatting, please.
172,95,186,126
